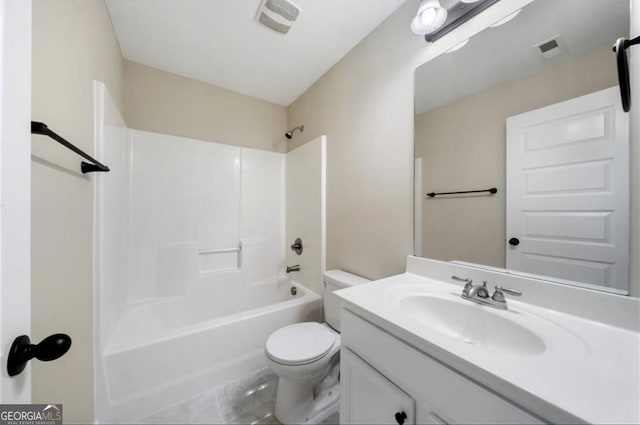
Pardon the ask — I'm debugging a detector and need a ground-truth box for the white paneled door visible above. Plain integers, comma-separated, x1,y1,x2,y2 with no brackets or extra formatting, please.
0,0,32,403
506,87,629,292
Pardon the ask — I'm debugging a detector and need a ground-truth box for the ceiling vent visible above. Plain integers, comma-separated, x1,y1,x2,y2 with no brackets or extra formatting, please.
256,0,301,34
533,35,569,62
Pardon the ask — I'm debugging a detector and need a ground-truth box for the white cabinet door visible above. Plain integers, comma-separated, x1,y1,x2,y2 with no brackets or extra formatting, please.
506,87,629,292
341,348,415,425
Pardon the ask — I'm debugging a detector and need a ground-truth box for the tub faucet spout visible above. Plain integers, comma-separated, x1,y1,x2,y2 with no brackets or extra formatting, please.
286,265,300,273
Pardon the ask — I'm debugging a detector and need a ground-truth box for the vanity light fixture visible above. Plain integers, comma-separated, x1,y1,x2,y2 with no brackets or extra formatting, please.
422,0,501,42
411,0,448,35
490,8,522,27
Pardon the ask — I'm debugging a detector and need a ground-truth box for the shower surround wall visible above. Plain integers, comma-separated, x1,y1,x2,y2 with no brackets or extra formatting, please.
95,80,286,340
93,82,323,423
126,130,285,301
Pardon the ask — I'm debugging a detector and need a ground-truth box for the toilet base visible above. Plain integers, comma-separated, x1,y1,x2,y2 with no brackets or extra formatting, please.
274,376,339,425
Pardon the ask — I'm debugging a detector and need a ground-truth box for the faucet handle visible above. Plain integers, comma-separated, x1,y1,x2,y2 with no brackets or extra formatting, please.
451,276,473,296
451,275,472,284
492,286,522,302
500,286,522,296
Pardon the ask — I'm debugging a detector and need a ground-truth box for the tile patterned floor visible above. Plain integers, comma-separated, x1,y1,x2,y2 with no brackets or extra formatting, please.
136,368,339,425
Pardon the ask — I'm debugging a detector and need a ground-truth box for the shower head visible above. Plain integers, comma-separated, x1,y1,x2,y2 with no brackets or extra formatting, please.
285,125,304,140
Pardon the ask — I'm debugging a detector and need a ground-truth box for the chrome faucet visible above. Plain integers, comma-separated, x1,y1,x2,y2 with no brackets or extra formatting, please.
286,265,300,274
451,276,522,310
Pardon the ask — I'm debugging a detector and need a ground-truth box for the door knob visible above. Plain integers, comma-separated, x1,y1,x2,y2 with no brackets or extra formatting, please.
395,411,407,425
508,237,520,246
7,334,72,377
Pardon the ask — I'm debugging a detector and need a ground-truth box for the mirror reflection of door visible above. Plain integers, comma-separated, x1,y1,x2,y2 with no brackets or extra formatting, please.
413,0,632,294
506,87,629,293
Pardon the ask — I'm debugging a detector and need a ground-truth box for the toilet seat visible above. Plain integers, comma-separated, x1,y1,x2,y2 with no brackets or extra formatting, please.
266,322,338,365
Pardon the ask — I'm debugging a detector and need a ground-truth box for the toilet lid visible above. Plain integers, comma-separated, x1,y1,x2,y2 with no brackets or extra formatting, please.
266,322,337,365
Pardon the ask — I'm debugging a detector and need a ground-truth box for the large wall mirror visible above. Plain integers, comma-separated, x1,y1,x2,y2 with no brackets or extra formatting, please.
414,0,632,295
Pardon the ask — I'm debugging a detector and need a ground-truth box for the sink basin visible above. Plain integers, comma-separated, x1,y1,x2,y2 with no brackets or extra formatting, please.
399,295,546,356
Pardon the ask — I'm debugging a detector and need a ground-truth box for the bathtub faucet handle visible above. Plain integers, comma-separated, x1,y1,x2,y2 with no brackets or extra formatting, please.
290,238,303,255
286,265,301,274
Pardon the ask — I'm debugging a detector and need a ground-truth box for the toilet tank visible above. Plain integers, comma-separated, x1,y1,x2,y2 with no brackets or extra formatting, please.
323,270,371,332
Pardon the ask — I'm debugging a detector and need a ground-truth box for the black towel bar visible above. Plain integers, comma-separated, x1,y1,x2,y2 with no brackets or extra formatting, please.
31,121,109,174
427,188,498,198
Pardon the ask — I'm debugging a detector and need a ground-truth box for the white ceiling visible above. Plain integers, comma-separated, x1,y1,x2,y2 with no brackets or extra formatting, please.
106,0,406,106
415,0,630,115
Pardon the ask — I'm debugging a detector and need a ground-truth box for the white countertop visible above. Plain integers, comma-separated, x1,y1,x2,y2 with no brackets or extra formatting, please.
337,271,640,424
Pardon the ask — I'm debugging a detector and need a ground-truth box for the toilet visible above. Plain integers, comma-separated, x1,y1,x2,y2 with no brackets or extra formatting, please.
265,270,371,424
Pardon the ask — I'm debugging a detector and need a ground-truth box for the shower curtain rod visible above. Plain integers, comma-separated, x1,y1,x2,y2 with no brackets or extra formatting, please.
31,121,110,174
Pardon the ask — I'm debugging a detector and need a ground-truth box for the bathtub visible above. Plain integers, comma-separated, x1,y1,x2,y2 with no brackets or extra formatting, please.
100,279,321,423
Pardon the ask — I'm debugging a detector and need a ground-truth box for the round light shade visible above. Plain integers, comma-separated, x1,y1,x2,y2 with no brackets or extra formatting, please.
489,9,522,27
446,39,469,53
411,0,448,35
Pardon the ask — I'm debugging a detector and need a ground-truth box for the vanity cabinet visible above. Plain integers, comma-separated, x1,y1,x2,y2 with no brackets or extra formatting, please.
341,348,415,425
340,309,544,425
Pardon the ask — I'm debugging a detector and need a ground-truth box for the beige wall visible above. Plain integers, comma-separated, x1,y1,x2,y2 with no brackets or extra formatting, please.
31,0,123,423
415,45,618,268
123,61,288,153
287,3,419,280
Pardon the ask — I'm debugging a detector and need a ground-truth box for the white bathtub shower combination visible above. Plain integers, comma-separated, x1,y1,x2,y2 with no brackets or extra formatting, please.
103,278,320,422
92,82,326,423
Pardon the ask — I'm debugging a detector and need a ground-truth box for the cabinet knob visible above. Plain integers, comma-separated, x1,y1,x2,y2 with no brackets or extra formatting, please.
395,411,407,425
